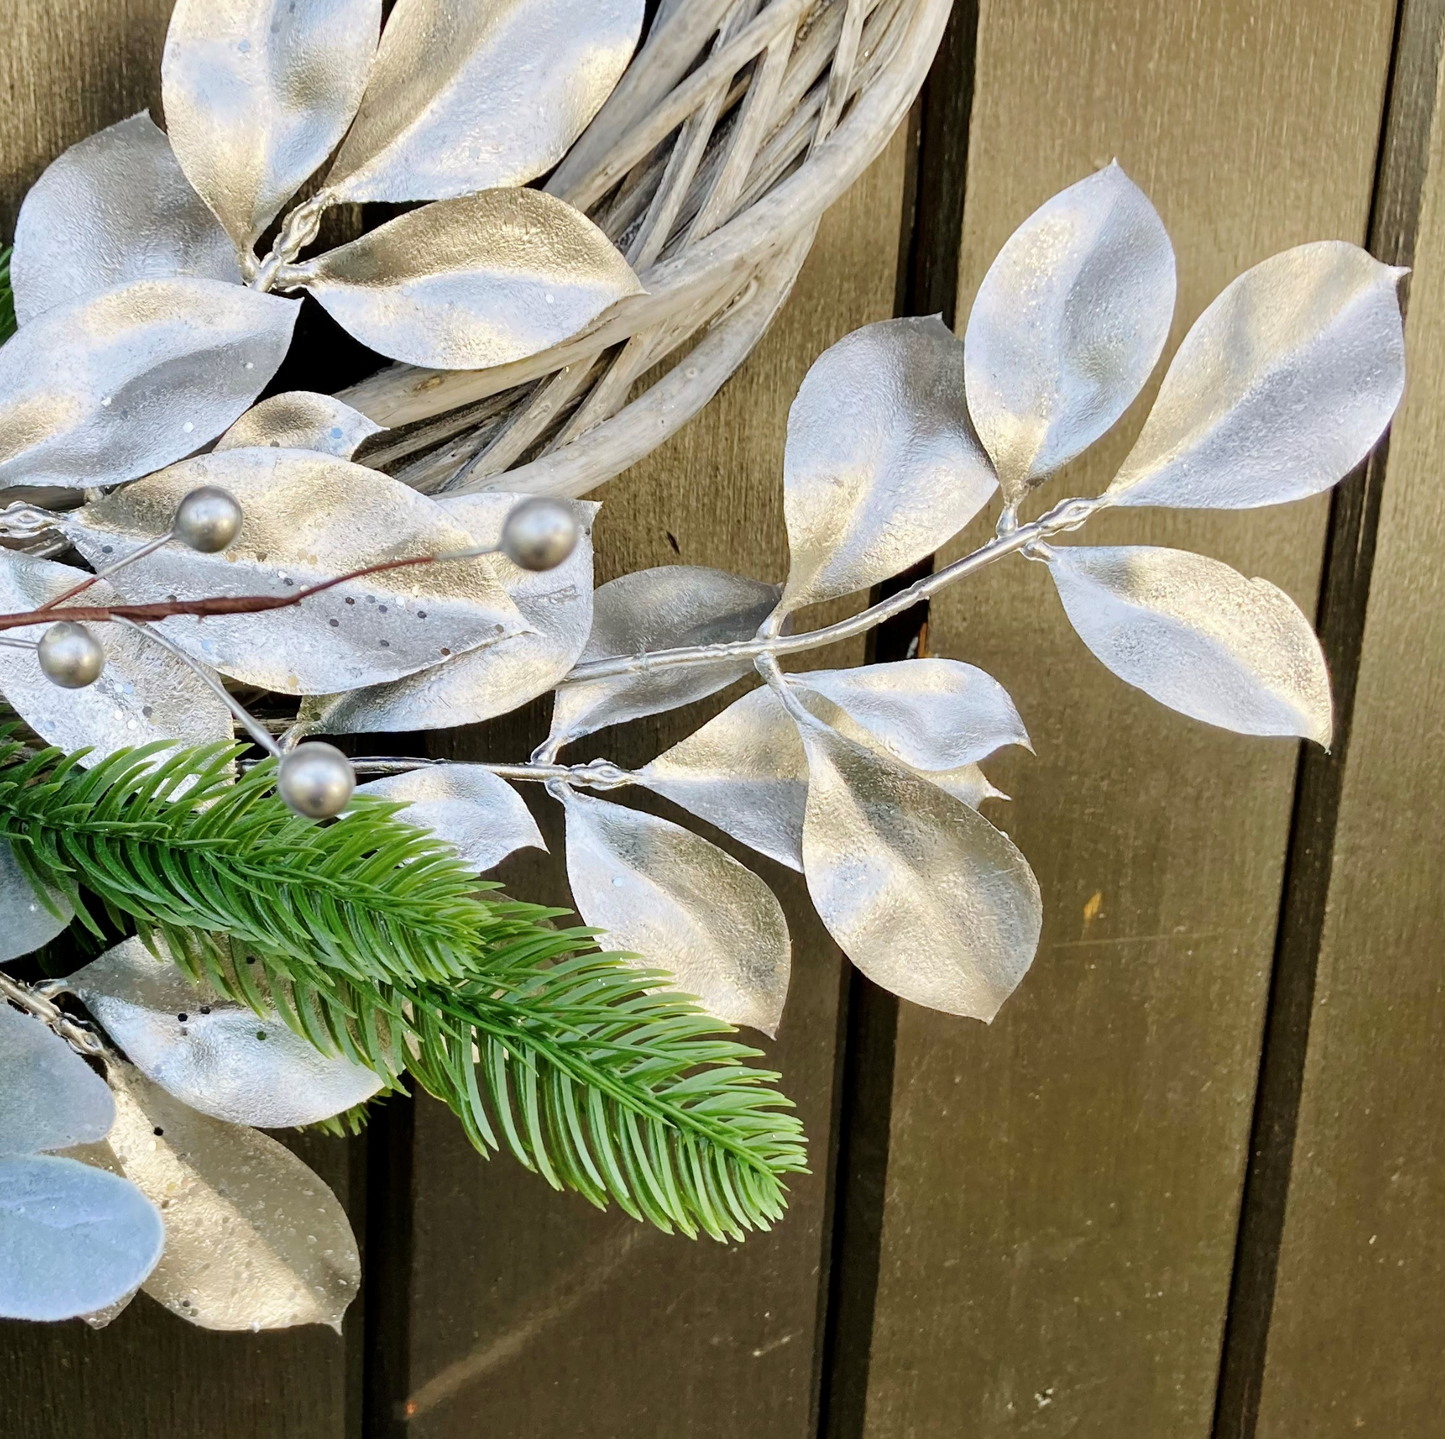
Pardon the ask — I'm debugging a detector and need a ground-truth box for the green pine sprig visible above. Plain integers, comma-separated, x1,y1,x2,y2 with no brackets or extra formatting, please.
0,739,806,1240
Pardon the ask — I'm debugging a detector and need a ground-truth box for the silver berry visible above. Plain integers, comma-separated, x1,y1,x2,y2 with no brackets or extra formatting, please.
174,486,244,553
278,743,355,820
37,623,105,689
500,498,579,572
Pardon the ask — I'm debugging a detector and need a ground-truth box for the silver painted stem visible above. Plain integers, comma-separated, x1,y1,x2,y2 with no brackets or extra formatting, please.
348,756,643,790
563,493,1102,687
0,971,103,1056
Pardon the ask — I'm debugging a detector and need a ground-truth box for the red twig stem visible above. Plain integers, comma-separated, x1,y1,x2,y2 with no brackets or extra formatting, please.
0,554,439,634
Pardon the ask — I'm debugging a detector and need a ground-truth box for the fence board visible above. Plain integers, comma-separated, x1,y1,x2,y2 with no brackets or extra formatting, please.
1254,9,1445,1431
394,133,910,1439
863,2,1396,1436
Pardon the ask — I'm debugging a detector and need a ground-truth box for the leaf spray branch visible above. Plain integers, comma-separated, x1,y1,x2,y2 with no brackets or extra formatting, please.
0,485,1098,804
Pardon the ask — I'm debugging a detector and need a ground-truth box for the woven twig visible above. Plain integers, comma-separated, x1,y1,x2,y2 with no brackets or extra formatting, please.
339,0,952,500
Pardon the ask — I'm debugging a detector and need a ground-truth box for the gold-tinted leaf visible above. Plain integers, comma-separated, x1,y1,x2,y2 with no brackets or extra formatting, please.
105,1062,361,1332
1048,545,1333,743
293,189,642,369
797,714,1041,1021
326,0,644,203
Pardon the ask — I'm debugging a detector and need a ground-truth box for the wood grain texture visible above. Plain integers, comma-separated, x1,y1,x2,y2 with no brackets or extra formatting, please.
863,3,1396,1436
0,0,172,235
394,131,909,1439
1254,16,1445,1432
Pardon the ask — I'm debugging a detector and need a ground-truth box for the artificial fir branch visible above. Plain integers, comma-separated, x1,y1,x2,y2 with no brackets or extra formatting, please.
0,738,807,1239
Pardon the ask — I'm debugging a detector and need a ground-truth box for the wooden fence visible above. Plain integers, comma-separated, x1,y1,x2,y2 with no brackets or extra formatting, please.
3,2,1442,1436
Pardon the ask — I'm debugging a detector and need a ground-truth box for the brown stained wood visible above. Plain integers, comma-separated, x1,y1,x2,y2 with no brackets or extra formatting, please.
0,0,172,236
865,3,1396,1436
1211,4,1445,1432
1253,16,1445,1434
400,132,909,1439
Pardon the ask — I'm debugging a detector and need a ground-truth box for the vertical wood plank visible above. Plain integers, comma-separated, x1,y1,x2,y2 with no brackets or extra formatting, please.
863,3,1396,1436
0,0,172,235
0,7,358,1436
396,133,909,1439
1254,6,1445,1431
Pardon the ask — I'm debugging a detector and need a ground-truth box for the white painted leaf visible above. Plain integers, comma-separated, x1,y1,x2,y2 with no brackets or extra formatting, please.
0,1154,164,1322
216,391,385,460
0,838,73,963
11,113,239,326
780,317,998,613
70,937,383,1129
797,713,1042,1021
297,495,596,735
1048,545,1333,743
293,189,643,369
0,1004,114,1155
64,449,525,695
163,0,382,248
964,163,1176,504
0,551,233,760
105,1061,361,1332
354,766,544,872
1106,242,1407,510
549,566,780,747
794,659,1030,769
561,789,791,1036
0,279,298,490
640,679,1009,874
326,0,645,203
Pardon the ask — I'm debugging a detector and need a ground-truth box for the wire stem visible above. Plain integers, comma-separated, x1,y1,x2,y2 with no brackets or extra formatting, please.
562,494,1101,687
0,971,103,1056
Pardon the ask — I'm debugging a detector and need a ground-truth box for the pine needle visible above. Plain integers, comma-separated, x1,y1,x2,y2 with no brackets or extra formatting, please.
0,739,807,1239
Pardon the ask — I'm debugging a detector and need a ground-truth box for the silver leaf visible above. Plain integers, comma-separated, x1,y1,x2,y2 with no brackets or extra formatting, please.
0,1154,164,1322
639,685,808,872
0,839,73,964
1106,242,1406,510
561,789,791,1036
1048,545,1333,743
298,495,596,735
0,551,233,760
10,113,239,326
162,0,383,249
640,677,1012,874
105,1061,361,1332
780,316,998,613
70,937,383,1129
325,0,644,204
0,279,298,491
964,163,1176,505
291,189,643,370
64,449,525,695
793,659,1030,769
354,766,544,872
0,1004,114,1155
216,391,385,460
796,712,1042,1022
549,567,780,747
